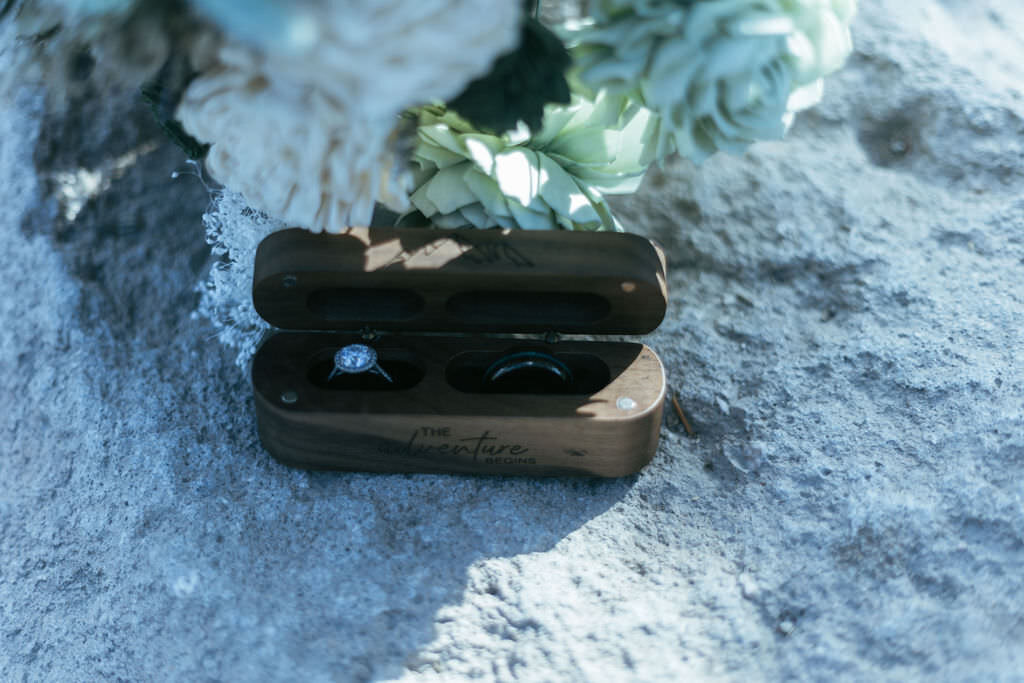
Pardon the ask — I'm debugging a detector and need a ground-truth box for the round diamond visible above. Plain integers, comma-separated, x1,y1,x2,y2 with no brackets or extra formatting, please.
334,344,376,373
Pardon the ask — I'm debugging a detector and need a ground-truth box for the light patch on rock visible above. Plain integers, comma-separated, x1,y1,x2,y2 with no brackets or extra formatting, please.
172,570,201,598
194,189,283,371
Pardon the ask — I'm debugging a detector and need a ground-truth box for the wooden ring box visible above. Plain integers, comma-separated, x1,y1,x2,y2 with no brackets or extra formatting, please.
251,227,669,477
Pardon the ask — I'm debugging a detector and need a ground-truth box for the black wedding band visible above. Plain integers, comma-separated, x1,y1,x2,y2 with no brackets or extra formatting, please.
483,351,573,389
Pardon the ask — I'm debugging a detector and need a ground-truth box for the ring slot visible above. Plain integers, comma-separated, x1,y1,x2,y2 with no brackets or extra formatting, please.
308,348,424,391
445,291,610,329
482,351,573,393
307,288,425,322
447,348,611,395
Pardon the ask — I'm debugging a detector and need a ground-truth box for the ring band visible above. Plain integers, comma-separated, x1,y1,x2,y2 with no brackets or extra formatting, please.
483,351,573,390
328,344,393,383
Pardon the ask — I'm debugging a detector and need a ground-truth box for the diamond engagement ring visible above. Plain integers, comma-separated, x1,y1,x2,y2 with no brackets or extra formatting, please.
328,344,393,382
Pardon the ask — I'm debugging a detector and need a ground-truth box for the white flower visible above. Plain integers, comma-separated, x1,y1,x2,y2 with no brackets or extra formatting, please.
565,0,857,162
409,91,659,231
177,59,410,233
177,0,522,232
191,0,522,117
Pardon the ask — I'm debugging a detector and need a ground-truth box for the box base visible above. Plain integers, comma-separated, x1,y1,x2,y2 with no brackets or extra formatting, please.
251,333,666,477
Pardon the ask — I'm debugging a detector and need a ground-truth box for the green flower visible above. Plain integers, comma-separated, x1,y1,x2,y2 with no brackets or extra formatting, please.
565,0,857,162
409,91,659,231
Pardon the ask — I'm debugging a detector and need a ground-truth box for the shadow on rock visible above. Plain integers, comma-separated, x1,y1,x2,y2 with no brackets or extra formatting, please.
20,88,631,682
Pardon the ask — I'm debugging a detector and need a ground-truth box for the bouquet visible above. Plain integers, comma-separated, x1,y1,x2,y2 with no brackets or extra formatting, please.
4,0,857,364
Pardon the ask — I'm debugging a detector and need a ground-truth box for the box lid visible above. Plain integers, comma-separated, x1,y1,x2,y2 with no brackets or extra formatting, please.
252,227,668,335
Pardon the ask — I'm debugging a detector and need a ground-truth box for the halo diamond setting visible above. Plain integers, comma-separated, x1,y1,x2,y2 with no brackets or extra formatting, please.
328,344,393,382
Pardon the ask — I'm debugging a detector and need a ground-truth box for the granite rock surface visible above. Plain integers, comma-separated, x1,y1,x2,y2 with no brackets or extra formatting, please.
2,0,1023,680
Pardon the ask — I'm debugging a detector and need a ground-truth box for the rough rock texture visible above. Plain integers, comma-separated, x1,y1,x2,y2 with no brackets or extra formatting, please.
2,1,1023,680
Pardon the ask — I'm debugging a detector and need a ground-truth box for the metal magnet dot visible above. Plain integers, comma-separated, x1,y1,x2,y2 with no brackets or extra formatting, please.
617,397,637,411
281,390,298,405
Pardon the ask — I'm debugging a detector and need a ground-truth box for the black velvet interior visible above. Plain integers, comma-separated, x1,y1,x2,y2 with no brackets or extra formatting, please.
446,347,610,395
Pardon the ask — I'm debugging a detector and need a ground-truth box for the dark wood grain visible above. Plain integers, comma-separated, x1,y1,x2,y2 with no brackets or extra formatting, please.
253,227,668,334
252,334,666,477
251,227,670,477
